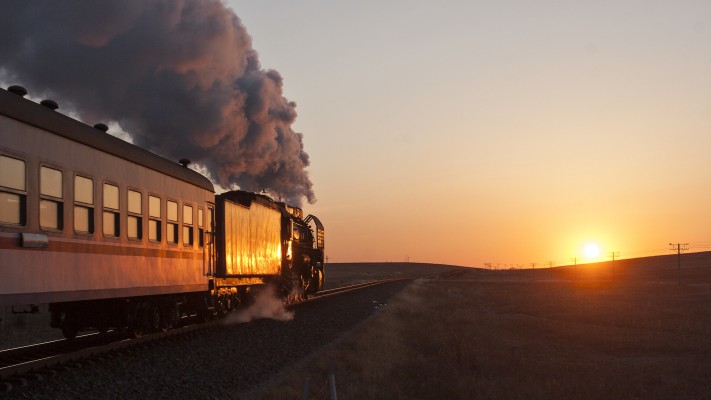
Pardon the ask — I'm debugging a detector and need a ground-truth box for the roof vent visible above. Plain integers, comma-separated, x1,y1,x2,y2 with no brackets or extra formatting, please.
40,99,59,110
94,123,109,132
8,85,28,97
178,158,191,168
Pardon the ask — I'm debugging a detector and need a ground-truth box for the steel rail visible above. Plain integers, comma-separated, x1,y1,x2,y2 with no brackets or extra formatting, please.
310,278,410,300
0,278,410,392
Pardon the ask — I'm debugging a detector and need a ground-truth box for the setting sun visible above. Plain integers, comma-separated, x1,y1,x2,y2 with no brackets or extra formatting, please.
583,243,601,259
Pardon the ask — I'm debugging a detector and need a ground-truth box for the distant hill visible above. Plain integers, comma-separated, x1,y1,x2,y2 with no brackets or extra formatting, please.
324,254,711,285
323,262,469,289
486,251,711,284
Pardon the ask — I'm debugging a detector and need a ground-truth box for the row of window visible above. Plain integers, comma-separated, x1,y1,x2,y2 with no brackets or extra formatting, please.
0,154,212,247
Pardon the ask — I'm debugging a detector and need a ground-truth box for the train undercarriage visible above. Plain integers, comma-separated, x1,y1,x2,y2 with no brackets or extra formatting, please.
49,262,324,339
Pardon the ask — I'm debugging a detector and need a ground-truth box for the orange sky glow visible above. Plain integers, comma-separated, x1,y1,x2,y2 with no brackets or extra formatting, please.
231,1,711,268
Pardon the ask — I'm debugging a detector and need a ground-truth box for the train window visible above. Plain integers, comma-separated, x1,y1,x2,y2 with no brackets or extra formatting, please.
0,155,26,191
40,167,62,197
74,175,94,234
40,200,61,229
183,204,193,246
103,183,120,237
0,155,26,225
40,166,63,230
167,200,178,244
198,208,204,247
75,176,93,204
148,195,161,242
0,192,25,225
127,189,142,240
206,206,214,245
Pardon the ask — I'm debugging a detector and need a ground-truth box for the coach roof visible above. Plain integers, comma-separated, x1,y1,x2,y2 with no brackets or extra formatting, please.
0,87,214,192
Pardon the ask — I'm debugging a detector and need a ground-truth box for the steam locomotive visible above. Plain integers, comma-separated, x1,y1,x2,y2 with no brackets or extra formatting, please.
0,86,324,338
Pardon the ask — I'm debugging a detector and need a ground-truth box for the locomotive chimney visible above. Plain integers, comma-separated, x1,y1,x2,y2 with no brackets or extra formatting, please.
93,123,109,132
7,85,28,97
178,158,191,168
40,99,59,110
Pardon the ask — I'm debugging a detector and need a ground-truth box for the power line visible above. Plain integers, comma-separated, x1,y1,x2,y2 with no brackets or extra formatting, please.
609,251,620,281
669,242,689,285
487,243,711,272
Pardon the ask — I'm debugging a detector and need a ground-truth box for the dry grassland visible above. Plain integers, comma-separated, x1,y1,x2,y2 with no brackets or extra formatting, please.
322,262,463,289
261,268,711,399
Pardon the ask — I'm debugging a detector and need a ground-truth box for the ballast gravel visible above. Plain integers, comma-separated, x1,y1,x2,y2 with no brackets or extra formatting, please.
4,281,410,400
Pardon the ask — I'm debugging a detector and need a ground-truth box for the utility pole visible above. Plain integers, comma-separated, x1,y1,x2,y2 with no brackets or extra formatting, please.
609,251,620,282
570,257,577,281
669,243,689,285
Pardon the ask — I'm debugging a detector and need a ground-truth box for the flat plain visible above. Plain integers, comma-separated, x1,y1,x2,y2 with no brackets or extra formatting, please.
5,257,711,399
261,256,711,399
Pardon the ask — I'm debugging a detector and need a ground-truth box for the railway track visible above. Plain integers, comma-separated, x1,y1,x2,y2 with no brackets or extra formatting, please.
0,322,207,391
0,279,408,393
312,278,408,299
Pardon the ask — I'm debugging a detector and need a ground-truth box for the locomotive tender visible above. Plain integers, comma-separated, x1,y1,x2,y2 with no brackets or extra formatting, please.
0,86,324,338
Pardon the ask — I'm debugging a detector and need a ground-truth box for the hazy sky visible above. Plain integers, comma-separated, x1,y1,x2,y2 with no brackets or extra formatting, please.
3,1,709,269
226,1,711,267
227,1,711,268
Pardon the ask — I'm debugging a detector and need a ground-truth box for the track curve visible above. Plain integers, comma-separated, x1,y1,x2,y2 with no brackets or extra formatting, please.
1,279,412,396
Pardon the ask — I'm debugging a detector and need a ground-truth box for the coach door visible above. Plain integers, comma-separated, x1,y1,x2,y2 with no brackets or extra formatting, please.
203,205,215,276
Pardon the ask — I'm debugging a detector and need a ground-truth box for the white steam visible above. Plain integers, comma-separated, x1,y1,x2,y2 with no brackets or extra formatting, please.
223,285,294,324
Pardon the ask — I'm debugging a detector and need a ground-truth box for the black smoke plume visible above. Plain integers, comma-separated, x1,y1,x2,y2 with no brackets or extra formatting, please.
0,0,315,205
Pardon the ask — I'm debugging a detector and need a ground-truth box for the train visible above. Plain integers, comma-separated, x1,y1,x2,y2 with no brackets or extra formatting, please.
0,85,324,338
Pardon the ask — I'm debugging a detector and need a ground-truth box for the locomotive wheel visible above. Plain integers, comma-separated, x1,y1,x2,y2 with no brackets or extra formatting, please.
61,323,79,340
199,296,216,322
60,311,79,339
215,299,228,318
160,305,176,332
149,305,162,331
130,306,146,338
302,266,322,297
316,267,324,291
131,325,144,338
300,273,312,300
198,308,215,322
198,303,217,321
280,279,295,302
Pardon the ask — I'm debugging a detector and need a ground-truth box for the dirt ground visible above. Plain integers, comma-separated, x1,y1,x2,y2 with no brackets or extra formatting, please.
0,262,464,350
261,260,711,399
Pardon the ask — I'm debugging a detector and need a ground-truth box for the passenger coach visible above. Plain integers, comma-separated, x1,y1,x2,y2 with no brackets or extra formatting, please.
0,85,325,339
0,86,216,337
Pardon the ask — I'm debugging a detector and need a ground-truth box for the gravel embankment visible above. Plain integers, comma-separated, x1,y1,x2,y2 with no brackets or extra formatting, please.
323,262,465,289
5,281,410,400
